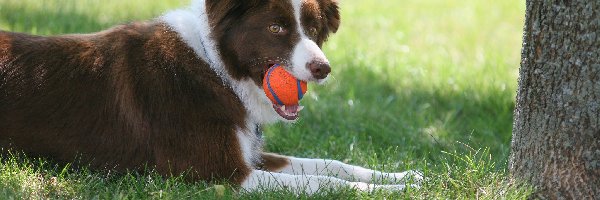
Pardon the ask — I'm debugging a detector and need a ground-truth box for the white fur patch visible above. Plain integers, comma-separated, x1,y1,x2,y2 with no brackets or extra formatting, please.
291,38,328,81
249,155,423,193
236,122,263,167
290,0,330,81
277,157,424,184
235,79,282,124
241,169,409,195
161,3,225,81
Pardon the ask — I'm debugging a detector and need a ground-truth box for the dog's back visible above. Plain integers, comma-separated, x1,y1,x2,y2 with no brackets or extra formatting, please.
0,22,251,182
0,30,118,161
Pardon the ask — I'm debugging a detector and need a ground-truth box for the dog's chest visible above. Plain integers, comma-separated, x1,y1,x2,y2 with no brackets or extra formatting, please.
236,122,264,167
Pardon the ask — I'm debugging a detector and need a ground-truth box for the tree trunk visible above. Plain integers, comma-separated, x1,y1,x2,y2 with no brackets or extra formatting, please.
509,0,600,199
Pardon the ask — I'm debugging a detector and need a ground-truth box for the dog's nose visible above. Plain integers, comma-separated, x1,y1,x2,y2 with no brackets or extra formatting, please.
307,61,331,79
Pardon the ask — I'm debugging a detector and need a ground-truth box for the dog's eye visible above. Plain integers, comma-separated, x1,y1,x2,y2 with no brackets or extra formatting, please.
309,27,318,37
268,24,284,34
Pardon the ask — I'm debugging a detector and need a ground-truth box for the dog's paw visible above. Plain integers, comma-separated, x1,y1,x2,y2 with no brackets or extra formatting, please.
349,182,405,192
349,181,421,193
353,183,421,194
378,170,424,185
372,184,407,191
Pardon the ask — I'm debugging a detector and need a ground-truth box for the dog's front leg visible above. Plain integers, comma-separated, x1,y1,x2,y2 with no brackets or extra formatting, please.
260,153,422,185
240,169,407,195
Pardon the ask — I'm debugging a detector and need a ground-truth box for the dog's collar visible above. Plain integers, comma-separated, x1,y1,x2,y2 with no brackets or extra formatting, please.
254,124,263,138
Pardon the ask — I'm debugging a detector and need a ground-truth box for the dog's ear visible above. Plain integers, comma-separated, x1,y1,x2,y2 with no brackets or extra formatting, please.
322,0,340,33
205,0,262,25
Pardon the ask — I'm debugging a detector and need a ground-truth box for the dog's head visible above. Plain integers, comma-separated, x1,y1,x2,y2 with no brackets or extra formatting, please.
206,0,340,120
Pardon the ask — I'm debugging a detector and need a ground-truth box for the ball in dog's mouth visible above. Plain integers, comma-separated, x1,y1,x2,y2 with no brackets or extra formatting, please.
263,63,307,121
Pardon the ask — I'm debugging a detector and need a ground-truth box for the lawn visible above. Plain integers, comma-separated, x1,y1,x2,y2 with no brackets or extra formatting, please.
0,0,532,199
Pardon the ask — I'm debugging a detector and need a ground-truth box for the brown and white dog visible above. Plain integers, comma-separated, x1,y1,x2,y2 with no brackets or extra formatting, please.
0,0,421,194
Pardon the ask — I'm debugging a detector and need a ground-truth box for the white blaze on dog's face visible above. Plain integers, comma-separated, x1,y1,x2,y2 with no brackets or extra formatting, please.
290,0,337,84
207,0,340,121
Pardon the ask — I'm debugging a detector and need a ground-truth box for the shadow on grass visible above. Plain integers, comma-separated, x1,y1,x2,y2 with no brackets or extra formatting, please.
0,2,112,35
0,151,225,199
265,66,515,168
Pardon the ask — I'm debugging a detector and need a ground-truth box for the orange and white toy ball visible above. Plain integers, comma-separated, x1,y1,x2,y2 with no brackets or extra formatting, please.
263,64,308,106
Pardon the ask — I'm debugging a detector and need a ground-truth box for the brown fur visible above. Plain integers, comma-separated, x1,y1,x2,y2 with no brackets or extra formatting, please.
0,22,250,183
0,0,340,185
259,152,291,172
307,0,341,45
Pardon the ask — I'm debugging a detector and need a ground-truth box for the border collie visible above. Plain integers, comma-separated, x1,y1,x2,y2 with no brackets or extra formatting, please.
0,0,421,194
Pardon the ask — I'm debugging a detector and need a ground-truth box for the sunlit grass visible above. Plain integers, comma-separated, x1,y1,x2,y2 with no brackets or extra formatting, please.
0,0,530,198
0,0,184,35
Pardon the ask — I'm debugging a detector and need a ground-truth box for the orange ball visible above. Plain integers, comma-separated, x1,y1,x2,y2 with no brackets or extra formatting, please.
263,64,308,105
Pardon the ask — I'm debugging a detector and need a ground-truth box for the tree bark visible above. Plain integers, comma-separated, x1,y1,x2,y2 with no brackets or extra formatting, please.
509,0,600,199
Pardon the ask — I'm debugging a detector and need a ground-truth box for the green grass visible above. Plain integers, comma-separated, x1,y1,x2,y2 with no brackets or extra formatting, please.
0,0,532,199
